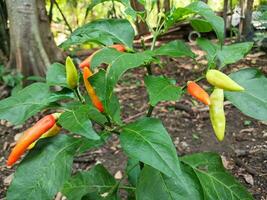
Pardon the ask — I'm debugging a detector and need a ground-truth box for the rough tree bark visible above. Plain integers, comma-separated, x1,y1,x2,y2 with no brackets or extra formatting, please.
6,0,63,77
130,0,149,36
0,0,9,58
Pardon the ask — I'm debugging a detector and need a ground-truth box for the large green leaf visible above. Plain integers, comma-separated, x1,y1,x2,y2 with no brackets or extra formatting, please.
217,42,253,68
7,135,81,200
60,19,135,49
136,165,203,200
153,40,196,58
120,117,181,177
181,152,253,200
197,39,252,68
46,63,68,87
58,105,100,140
62,164,117,200
168,1,224,44
225,68,267,121
190,18,213,33
144,75,183,106
0,83,53,125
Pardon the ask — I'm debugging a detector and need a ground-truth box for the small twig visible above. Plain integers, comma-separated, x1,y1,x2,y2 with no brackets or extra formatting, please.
235,158,258,176
74,158,95,164
123,111,146,123
48,0,54,23
54,0,73,33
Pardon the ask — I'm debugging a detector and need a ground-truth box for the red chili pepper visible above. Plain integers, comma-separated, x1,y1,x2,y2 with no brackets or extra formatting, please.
79,44,126,69
83,67,104,112
6,113,60,166
187,81,210,105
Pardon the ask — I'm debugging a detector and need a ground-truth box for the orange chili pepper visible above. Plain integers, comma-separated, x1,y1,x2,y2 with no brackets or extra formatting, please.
83,67,104,112
187,81,210,105
7,113,61,166
79,44,126,69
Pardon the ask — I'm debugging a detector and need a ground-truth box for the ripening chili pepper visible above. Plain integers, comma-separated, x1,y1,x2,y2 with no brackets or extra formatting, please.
66,56,78,89
209,88,225,141
79,44,126,69
206,69,244,91
83,67,104,112
187,81,210,105
27,124,61,150
6,113,61,166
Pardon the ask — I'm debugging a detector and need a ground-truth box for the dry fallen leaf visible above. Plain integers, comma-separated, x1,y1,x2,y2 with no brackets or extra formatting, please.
4,173,14,186
242,174,254,185
114,170,123,179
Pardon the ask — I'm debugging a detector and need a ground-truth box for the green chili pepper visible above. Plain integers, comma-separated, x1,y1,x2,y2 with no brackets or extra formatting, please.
209,88,225,141
206,69,244,91
66,56,78,89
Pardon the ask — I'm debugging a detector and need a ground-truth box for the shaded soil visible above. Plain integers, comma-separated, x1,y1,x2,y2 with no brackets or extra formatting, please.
0,44,267,200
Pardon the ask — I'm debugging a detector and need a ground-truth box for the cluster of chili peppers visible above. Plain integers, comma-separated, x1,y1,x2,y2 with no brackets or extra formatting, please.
187,69,244,141
6,44,125,167
6,44,242,166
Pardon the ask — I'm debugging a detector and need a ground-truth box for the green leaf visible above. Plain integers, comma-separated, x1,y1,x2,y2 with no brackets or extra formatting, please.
0,83,52,125
126,158,141,187
196,38,218,65
181,152,253,200
60,19,135,49
217,42,253,68
58,105,100,140
7,135,81,200
190,18,213,33
85,0,136,19
46,63,68,87
144,75,183,106
78,131,110,154
62,164,117,200
168,2,224,44
186,2,224,44
105,51,154,100
225,68,267,121
90,48,124,71
136,165,203,200
89,69,122,124
120,117,181,177
153,40,196,58
91,51,153,121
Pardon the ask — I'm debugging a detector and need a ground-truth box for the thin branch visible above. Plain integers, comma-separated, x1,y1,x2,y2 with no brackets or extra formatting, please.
54,0,73,33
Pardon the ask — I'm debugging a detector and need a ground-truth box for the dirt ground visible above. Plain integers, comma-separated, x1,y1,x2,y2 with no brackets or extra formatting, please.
0,45,266,200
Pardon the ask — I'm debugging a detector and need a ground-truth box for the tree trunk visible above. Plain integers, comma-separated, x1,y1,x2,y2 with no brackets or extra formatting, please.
0,0,9,58
242,0,254,40
6,0,63,77
163,0,170,12
130,0,149,36
223,0,229,38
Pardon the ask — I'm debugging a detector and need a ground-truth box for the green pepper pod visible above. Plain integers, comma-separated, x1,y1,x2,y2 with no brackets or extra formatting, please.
66,56,78,89
209,88,225,141
206,69,244,91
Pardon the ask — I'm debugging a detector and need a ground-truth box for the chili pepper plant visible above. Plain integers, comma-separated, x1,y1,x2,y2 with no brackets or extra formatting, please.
2,2,267,200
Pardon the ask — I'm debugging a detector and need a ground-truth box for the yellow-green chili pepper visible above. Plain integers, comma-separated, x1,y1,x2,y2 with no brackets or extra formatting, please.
209,88,225,141
206,69,244,91
66,56,78,89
